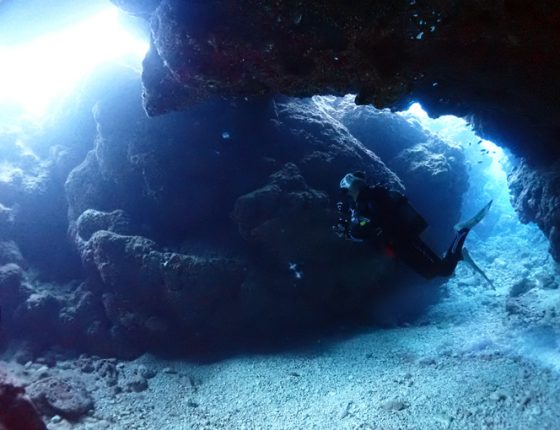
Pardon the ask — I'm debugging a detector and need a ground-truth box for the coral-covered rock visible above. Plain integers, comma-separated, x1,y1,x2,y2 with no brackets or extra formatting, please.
315,95,428,162
0,372,47,430
1,273,111,356
94,359,119,387
15,292,62,329
233,162,398,330
121,373,148,393
65,78,273,242
56,283,109,350
508,160,560,261
26,376,94,421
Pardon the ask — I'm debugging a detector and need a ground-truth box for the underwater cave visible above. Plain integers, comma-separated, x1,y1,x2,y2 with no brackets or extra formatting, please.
1,0,560,429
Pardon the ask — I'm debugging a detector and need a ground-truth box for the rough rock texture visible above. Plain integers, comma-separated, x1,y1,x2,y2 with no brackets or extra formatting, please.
0,257,110,356
79,229,247,354
26,376,94,421
75,209,135,242
132,0,560,166
11,283,102,349
0,371,47,430
508,160,560,261
0,124,87,281
0,65,147,281
0,142,74,277
0,262,29,349
0,55,468,355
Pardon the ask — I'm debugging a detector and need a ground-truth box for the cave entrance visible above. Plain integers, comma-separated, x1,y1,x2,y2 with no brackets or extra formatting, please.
398,102,552,286
400,102,514,235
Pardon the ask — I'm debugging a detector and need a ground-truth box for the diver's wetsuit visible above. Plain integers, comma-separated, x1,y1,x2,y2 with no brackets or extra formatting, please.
347,186,468,279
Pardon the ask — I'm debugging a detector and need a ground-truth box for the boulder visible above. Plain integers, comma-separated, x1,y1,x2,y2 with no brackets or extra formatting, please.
26,376,94,421
79,229,248,351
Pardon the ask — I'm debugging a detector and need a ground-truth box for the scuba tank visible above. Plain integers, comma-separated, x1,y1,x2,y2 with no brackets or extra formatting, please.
388,190,428,236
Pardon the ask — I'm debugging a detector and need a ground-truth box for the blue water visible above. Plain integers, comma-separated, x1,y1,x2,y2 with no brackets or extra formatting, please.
1,4,560,429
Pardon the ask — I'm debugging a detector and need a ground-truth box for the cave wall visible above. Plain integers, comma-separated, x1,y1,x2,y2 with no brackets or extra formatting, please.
508,161,560,262
6,0,560,357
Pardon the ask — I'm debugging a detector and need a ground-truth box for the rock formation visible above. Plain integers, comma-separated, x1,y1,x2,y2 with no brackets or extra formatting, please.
56,71,468,354
508,160,560,261
117,0,560,165
109,0,560,260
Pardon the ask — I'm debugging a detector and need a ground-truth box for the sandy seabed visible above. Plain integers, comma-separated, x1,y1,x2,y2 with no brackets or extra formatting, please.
2,224,560,430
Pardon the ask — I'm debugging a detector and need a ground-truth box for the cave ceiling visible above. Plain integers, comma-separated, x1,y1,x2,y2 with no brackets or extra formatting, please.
112,0,560,165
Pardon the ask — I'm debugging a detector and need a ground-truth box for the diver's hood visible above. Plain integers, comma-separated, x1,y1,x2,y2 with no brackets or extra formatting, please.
339,173,364,189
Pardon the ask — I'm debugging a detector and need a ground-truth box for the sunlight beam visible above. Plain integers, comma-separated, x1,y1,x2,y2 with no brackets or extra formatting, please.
0,6,149,118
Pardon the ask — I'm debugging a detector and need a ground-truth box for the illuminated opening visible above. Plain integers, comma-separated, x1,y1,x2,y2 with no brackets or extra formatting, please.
0,6,149,120
399,102,515,235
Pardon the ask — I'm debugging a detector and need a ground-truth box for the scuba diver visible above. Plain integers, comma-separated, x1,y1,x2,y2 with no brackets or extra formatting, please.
334,171,493,284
